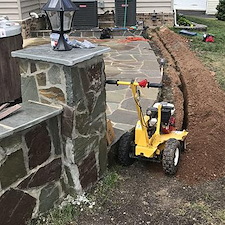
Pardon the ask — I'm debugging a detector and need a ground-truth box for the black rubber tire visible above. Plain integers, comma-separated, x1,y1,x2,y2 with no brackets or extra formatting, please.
179,140,186,152
162,138,180,175
118,132,135,166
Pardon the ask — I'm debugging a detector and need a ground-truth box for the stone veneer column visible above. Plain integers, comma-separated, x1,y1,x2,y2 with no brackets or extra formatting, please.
12,45,110,194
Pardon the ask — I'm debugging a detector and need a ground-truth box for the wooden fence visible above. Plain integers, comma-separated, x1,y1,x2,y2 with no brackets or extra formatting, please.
0,34,23,104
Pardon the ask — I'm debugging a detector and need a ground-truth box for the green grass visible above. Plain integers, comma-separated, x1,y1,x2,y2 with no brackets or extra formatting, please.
186,16,225,53
88,169,120,205
173,16,225,90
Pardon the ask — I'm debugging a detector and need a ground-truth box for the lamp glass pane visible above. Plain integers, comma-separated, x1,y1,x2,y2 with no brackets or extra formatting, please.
48,0,58,8
47,11,60,31
63,11,74,31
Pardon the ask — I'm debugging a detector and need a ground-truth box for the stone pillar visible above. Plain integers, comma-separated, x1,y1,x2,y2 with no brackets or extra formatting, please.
12,45,110,194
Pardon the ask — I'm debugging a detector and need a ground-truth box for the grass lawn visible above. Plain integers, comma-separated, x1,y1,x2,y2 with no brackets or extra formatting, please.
174,16,225,90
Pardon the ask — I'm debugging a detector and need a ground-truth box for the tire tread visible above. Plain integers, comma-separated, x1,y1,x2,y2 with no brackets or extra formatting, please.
162,138,180,175
118,132,135,166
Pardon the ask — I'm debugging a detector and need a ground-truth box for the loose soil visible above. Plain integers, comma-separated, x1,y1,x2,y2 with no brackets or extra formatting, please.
75,164,225,225
152,27,225,184
74,28,225,224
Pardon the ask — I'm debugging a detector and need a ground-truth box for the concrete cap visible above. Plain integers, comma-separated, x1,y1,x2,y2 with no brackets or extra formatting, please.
0,101,62,140
12,44,110,66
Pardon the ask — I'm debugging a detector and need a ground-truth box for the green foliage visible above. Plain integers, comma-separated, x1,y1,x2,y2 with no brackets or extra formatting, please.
29,203,80,225
88,169,120,205
177,14,193,26
216,0,225,21
183,16,225,91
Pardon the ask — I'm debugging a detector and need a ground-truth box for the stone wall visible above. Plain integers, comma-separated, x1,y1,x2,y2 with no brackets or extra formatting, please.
20,55,108,193
0,116,63,225
137,13,174,27
1,46,109,223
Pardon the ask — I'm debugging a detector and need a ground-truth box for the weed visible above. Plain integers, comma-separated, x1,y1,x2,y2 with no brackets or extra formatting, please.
177,14,193,26
215,209,225,223
176,200,225,224
190,201,211,213
29,203,80,225
29,170,120,225
88,169,120,205
204,192,217,202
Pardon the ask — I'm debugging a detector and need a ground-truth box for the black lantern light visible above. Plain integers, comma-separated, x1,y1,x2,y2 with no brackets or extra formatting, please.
42,0,78,51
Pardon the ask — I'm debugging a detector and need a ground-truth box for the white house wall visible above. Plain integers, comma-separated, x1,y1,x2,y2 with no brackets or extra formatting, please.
39,0,47,8
41,0,172,14
20,0,41,20
0,0,20,20
206,0,219,14
174,0,207,11
98,0,172,14
0,0,173,21
0,0,41,21
137,0,172,13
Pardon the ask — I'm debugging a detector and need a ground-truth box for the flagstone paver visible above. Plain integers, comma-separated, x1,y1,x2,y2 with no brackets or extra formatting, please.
101,39,162,142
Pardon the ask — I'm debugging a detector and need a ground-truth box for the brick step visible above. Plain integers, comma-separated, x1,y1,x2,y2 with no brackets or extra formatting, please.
30,27,144,38
98,14,115,21
99,21,115,28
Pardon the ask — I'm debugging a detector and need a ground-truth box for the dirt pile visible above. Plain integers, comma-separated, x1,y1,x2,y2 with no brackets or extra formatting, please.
153,27,225,183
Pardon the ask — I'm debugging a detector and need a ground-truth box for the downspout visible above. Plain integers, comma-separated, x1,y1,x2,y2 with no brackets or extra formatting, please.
174,8,179,27
172,0,179,27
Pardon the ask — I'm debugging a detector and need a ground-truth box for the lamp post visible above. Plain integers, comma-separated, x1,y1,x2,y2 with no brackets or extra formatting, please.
42,0,78,51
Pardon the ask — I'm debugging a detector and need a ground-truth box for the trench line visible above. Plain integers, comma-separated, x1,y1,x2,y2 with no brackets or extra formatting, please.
155,30,189,129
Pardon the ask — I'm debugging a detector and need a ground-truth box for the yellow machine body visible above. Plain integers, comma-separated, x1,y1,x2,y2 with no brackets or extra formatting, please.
135,119,188,158
116,80,188,159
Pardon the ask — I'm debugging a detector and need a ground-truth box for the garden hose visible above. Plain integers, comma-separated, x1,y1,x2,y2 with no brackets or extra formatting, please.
123,0,128,28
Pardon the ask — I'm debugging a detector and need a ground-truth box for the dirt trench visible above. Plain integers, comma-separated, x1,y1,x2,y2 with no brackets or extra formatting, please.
152,27,225,184
70,30,225,225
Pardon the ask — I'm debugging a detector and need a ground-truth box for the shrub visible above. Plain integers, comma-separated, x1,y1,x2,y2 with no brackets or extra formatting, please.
177,14,193,26
216,0,225,21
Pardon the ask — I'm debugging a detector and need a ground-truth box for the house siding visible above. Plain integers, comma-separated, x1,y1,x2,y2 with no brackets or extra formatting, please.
98,0,172,14
206,0,219,14
0,0,172,21
41,0,172,14
137,0,172,13
20,0,41,20
39,0,47,8
174,0,207,11
0,0,20,20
